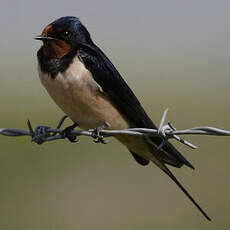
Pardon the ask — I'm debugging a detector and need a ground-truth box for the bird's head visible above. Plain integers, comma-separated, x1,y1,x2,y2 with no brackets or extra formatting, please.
35,16,93,58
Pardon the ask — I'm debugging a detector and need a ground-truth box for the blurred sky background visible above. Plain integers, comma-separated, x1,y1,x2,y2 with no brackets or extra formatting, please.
0,0,230,229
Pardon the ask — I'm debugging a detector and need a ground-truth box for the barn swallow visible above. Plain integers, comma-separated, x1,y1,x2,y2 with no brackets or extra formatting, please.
35,16,210,220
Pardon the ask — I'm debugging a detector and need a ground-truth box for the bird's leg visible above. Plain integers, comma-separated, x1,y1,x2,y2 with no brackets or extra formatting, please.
61,123,78,143
92,124,108,144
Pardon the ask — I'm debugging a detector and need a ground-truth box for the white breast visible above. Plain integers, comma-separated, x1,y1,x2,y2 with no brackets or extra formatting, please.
38,55,129,130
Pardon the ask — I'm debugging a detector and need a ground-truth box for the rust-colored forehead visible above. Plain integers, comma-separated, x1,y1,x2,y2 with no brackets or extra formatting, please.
42,25,54,36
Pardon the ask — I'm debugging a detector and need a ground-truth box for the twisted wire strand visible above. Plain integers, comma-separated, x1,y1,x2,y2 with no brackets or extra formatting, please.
0,109,230,149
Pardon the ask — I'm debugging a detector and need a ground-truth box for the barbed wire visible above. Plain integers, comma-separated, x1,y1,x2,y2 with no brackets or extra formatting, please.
1,108,230,149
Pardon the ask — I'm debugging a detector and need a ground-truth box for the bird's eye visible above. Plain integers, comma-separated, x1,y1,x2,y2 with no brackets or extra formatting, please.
61,31,70,37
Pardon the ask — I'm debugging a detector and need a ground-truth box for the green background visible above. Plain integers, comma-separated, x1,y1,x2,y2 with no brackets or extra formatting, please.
0,0,230,229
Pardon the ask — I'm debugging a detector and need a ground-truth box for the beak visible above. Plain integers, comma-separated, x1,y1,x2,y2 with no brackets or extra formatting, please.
34,35,58,41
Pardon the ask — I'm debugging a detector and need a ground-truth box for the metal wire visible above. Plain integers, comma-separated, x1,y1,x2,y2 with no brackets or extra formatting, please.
0,109,230,149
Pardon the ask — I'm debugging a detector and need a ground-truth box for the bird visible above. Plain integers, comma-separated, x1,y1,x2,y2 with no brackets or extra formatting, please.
35,16,210,220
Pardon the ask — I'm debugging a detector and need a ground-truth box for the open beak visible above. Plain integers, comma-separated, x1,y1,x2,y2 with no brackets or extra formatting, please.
34,35,58,41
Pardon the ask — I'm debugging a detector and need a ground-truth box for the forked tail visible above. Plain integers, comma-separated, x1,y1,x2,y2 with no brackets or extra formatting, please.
160,163,211,221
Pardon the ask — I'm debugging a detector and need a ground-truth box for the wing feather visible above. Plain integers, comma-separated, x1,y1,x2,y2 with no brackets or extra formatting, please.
77,45,194,169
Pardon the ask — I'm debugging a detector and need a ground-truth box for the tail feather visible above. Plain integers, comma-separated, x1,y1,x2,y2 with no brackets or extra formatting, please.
156,160,211,221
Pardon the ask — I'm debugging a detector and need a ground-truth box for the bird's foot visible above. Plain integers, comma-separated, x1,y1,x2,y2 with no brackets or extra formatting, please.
61,123,78,143
92,124,108,144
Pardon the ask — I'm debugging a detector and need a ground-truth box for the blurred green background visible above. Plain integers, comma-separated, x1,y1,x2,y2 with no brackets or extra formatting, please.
0,0,230,229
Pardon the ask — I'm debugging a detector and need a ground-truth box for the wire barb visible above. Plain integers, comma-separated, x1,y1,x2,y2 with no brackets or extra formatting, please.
158,108,168,136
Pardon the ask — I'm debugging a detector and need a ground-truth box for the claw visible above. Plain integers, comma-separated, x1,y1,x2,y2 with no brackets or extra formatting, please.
93,137,107,144
92,124,108,144
61,123,78,143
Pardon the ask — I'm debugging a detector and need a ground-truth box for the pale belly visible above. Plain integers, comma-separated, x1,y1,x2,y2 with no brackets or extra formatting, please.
37,56,154,162
38,56,129,130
